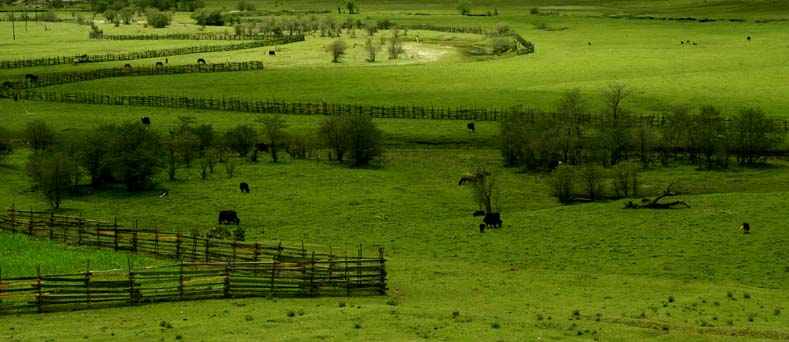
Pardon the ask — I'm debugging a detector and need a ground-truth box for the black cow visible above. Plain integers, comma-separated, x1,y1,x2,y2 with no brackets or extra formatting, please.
479,223,486,233
156,61,164,68
123,63,132,70
473,210,485,217
466,122,475,132
240,182,250,193
141,116,151,126
255,143,269,153
218,210,240,225
197,58,206,64
747,36,751,41
483,212,502,228
269,50,276,56
25,74,38,82
741,222,750,234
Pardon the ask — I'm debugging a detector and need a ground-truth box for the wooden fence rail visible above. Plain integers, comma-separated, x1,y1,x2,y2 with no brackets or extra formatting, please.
0,36,302,70
2,89,787,132
0,209,371,265
0,258,386,315
94,33,304,41
3,61,264,89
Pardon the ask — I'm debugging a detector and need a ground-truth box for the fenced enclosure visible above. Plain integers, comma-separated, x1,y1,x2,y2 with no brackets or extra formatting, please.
0,208,387,314
3,61,264,89
0,36,302,69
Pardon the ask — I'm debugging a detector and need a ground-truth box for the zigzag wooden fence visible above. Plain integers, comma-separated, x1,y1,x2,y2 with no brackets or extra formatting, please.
94,33,304,41
0,259,386,314
0,36,302,69
3,89,788,132
0,209,387,314
3,61,264,89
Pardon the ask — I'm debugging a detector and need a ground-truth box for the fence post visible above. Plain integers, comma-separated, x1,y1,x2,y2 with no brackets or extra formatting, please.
344,253,350,296
96,222,100,247
205,237,210,262
154,227,159,257
113,217,118,252
357,244,363,287
85,259,91,308
378,246,386,294
49,211,54,240
178,261,184,301
128,258,137,305
132,220,138,252
77,217,83,245
308,251,315,297
232,240,237,263
36,265,43,313
270,242,281,296
27,209,33,236
224,261,230,298
175,230,182,261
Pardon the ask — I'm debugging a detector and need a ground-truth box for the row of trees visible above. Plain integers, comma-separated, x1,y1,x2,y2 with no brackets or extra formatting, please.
326,27,405,63
501,85,784,172
15,113,383,208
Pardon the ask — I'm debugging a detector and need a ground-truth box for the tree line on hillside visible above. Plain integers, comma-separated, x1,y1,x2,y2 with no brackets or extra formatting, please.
500,84,785,204
4,113,382,209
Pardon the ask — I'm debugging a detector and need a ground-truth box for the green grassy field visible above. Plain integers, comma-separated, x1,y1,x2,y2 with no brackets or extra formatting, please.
1,1,788,341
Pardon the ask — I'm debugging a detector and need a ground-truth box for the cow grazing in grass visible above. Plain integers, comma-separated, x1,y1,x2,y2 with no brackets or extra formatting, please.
123,63,132,70
197,58,206,64
240,182,250,193
473,210,485,217
467,122,475,132
269,50,276,56
484,212,502,228
156,61,164,68
141,116,151,126
741,222,750,234
218,210,240,225
458,172,483,185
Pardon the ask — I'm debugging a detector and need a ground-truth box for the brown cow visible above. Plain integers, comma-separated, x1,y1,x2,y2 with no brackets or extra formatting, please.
458,172,482,185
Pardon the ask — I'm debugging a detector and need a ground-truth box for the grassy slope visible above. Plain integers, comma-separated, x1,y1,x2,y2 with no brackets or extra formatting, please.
31,16,789,116
1,1,789,340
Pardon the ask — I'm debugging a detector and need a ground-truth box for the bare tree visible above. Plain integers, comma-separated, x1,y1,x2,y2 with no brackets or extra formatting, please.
469,165,497,213
364,37,380,62
388,29,404,59
601,83,633,165
604,82,631,121
327,39,348,62
556,88,586,164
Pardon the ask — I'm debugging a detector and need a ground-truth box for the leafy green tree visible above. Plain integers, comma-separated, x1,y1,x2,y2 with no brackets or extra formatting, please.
456,0,471,15
555,88,586,164
25,120,56,151
191,8,224,26
549,164,576,205
144,8,171,28
224,124,257,157
690,105,726,169
319,114,352,162
119,7,134,24
76,124,114,188
327,39,348,62
728,107,782,165
27,150,79,209
102,122,163,191
257,115,287,162
388,29,404,59
345,0,358,14
236,0,255,11
579,164,606,201
364,37,380,62
346,113,383,166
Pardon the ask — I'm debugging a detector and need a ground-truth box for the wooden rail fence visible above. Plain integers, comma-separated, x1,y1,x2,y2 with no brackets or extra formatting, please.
0,36,302,69
0,258,386,314
3,61,264,89
2,89,788,132
94,33,304,41
0,208,386,314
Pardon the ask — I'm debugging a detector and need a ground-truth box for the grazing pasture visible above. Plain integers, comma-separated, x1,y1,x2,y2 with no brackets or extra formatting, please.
1,0,788,340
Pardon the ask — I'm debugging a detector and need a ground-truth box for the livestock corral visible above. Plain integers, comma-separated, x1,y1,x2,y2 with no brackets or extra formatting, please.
1,0,789,341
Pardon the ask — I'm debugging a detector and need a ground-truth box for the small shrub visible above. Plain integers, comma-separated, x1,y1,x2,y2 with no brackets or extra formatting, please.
244,315,253,321
536,313,544,321
297,309,305,316
668,296,675,303
353,322,362,329
775,308,781,316
743,292,751,299
338,301,346,308
726,291,733,299
491,322,500,329
452,310,460,317
287,310,295,317
386,299,399,306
